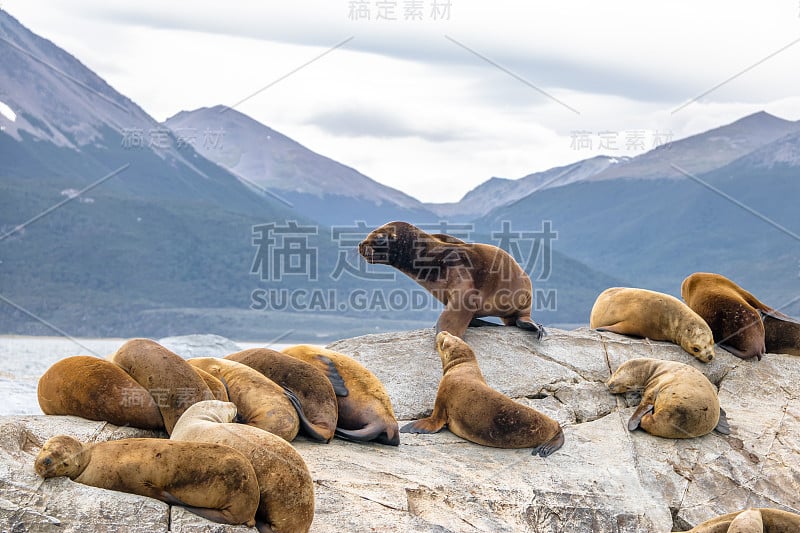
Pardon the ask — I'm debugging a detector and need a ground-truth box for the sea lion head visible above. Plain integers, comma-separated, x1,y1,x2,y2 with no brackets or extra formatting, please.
34,435,88,479
606,359,652,394
435,331,476,371
682,324,715,363
359,221,419,266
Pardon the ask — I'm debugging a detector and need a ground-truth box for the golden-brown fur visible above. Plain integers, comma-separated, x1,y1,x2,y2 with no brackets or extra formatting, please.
590,287,716,362
172,401,314,533
401,332,564,456
34,435,259,527
187,357,299,441
282,345,399,446
109,339,213,434
680,507,800,532
192,366,230,402
607,358,726,438
226,348,337,442
37,355,164,430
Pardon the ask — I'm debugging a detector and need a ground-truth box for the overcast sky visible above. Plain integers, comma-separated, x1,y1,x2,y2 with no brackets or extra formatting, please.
4,1,800,203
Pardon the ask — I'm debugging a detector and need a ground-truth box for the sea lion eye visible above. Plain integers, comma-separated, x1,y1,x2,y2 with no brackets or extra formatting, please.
374,234,388,247
692,347,699,353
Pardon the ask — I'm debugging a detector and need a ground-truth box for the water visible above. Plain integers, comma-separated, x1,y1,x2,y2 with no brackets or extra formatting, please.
0,335,298,415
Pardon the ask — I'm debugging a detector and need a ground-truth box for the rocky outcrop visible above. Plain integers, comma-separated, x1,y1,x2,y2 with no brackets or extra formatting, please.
1,327,798,532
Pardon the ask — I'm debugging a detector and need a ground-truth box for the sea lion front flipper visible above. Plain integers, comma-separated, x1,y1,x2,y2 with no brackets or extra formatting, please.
468,318,502,328
532,427,564,457
316,355,348,397
400,417,446,434
436,307,474,338
515,317,546,340
628,403,654,431
283,387,328,442
255,521,276,533
714,407,731,435
159,491,250,527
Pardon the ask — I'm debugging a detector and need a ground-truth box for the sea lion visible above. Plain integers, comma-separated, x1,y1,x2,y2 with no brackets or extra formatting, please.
681,273,769,360
359,221,545,339
762,311,800,356
226,348,338,442
187,357,299,441
109,338,213,434
34,435,259,528
192,366,230,402
282,344,399,446
606,358,730,438
680,507,800,532
37,355,164,430
172,400,315,533
400,331,564,457
590,287,716,363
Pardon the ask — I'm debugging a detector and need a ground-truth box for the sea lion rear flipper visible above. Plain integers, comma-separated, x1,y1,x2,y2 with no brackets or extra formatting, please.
628,403,654,431
335,421,397,445
468,318,502,328
718,343,762,361
532,427,564,458
283,387,329,443
255,520,276,533
399,417,446,434
715,407,731,435
316,355,348,397
515,317,546,340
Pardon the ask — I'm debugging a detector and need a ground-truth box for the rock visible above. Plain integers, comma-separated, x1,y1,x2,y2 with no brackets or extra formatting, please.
158,334,242,359
2,327,798,532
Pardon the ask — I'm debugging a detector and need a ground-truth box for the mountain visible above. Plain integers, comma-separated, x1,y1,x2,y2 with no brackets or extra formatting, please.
427,156,622,219
477,125,800,316
164,106,439,226
586,111,800,182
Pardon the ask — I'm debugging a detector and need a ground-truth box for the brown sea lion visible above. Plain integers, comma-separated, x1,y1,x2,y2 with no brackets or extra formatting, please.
172,400,315,533
192,366,230,402
606,358,730,438
358,221,545,339
282,344,399,446
37,355,164,430
681,273,770,360
680,507,800,532
762,310,800,356
34,435,259,528
187,357,299,441
590,287,716,362
401,331,564,457
226,348,338,442
109,338,213,434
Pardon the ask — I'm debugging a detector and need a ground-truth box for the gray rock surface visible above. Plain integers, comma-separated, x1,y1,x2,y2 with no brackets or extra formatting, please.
1,327,798,532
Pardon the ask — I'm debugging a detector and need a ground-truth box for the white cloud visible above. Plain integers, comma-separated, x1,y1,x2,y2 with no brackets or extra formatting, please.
4,0,800,202
0,100,16,122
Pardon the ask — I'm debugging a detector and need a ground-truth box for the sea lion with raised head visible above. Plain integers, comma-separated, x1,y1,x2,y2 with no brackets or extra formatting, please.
359,221,545,339
590,287,716,362
401,331,564,457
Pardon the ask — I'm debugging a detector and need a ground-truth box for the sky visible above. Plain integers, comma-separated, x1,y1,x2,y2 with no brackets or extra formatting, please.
4,1,800,203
